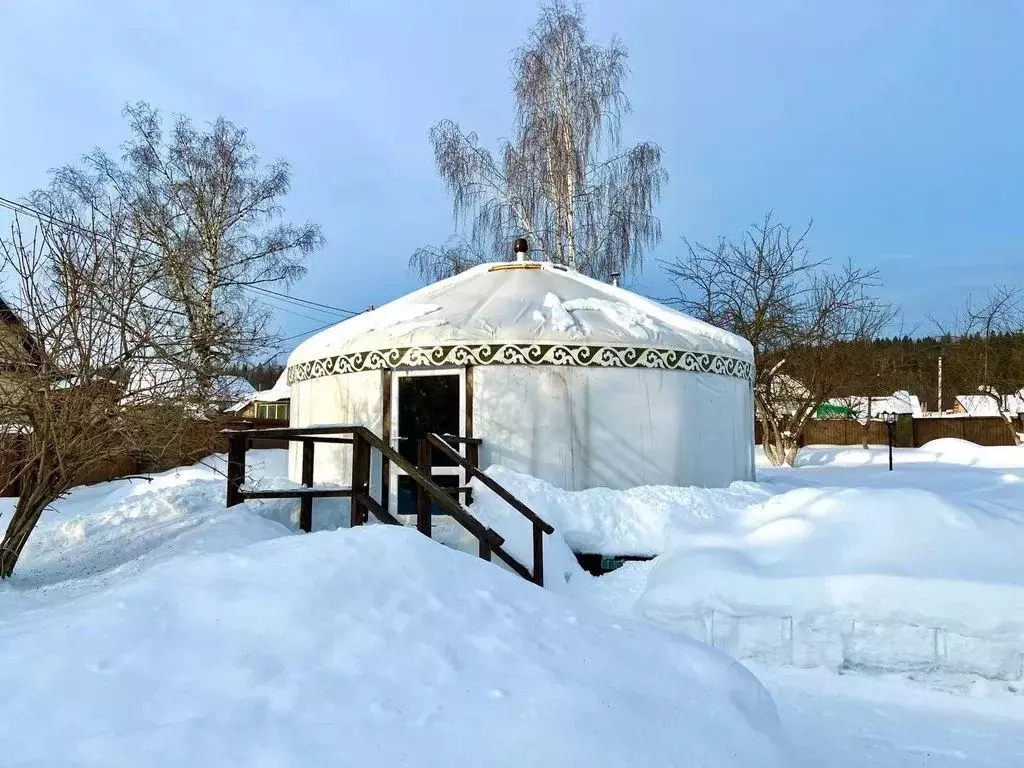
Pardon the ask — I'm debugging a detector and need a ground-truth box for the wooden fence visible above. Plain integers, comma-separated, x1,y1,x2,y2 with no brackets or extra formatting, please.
912,416,1019,447
0,418,290,498
758,415,1021,448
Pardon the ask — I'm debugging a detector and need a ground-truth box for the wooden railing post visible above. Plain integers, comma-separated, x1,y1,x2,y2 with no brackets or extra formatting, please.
416,438,432,537
532,522,544,587
226,434,246,508
300,438,315,532
350,432,371,527
478,537,492,561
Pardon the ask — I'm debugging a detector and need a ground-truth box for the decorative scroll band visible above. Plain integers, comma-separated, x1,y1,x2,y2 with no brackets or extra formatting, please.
287,343,753,384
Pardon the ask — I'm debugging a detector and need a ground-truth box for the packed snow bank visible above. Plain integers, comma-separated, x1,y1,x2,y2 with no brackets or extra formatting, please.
517,442,1024,683
0,524,792,767
619,444,1024,682
472,465,770,556
636,483,1024,678
1,451,349,608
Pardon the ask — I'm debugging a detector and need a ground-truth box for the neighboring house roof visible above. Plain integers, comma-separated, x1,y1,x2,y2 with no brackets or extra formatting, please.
211,376,257,402
123,360,255,409
226,370,290,413
955,394,1003,417
756,373,812,418
817,390,923,419
0,294,44,367
956,389,1024,417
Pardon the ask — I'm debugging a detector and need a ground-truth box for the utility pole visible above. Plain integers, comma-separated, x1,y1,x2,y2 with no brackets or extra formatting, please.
937,355,943,413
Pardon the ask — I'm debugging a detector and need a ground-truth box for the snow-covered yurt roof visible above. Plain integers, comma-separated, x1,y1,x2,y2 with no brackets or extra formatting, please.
287,262,753,383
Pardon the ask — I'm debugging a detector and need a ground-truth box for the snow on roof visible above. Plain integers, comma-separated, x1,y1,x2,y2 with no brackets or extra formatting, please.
956,394,1005,417
824,391,923,418
287,262,753,368
124,362,255,405
227,371,290,412
212,375,257,400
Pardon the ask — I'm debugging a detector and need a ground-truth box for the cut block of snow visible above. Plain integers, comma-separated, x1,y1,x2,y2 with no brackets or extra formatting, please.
0,525,792,767
631,465,1024,680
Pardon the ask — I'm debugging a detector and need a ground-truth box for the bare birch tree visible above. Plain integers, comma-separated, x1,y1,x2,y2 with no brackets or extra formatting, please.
664,212,896,466
412,0,666,282
79,102,322,401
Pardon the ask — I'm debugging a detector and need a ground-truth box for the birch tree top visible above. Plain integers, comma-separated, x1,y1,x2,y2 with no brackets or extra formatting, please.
411,0,666,284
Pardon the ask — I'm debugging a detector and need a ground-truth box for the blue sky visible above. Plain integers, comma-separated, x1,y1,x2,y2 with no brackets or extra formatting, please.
2,0,1022,351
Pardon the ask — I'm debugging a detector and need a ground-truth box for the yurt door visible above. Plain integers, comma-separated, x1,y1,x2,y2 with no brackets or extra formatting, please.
389,369,466,517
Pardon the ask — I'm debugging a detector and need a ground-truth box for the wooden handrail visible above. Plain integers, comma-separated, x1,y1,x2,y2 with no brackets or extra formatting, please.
427,434,554,534
438,432,484,446
221,423,367,439
426,433,552,586
223,424,542,583
352,427,505,549
357,492,402,527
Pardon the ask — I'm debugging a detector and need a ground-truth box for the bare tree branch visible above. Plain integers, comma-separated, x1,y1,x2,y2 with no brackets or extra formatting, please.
662,212,898,466
412,1,665,282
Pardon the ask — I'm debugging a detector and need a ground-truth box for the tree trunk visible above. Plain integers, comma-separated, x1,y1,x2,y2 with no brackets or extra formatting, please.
0,492,51,579
761,415,801,468
763,434,800,467
1000,413,1023,446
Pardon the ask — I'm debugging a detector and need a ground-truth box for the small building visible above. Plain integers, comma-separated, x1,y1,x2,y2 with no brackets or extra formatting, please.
817,390,923,420
954,390,1024,418
228,371,290,421
284,258,755,514
0,295,42,379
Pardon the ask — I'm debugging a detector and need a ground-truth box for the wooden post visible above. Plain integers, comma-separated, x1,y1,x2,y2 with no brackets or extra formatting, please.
300,438,315,532
416,438,432,537
226,434,246,508
350,433,371,527
478,538,492,561
532,522,545,587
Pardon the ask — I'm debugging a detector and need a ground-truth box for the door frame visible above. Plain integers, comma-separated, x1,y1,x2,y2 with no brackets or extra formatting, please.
388,367,467,515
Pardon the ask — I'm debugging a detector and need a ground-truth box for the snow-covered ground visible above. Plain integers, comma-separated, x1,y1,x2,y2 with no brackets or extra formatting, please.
470,440,1024,766
5,439,1024,766
0,451,790,767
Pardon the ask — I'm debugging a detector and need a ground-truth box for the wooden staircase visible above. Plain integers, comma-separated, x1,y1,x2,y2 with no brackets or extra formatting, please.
223,425,554,587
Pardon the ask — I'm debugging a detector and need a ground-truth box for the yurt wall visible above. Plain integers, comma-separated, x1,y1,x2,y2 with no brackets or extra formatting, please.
288,370,384,497
473,366,753,490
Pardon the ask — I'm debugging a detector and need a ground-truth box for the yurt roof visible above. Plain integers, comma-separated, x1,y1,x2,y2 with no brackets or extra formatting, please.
287,262,753,380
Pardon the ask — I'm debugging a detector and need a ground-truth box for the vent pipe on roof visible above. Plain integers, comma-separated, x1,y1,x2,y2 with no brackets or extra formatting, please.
610,272,621,288
513,238,529,263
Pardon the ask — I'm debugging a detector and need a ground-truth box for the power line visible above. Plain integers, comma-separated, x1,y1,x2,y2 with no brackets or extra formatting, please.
248,294,342,324
279,321,338,343
247,284,358,317
0,193,362,319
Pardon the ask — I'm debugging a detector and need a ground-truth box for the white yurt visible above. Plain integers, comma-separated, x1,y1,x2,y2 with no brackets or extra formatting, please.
286,254,754,514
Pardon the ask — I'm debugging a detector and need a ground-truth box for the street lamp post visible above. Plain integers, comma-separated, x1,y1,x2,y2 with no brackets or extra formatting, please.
879,411,898,471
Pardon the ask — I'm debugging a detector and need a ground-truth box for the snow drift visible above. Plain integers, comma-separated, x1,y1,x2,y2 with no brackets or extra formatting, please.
0,453,792,767
631,441,1024,681
487,441,1024,682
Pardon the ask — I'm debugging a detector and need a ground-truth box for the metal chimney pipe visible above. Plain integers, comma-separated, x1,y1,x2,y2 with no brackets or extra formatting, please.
513,238,529,262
